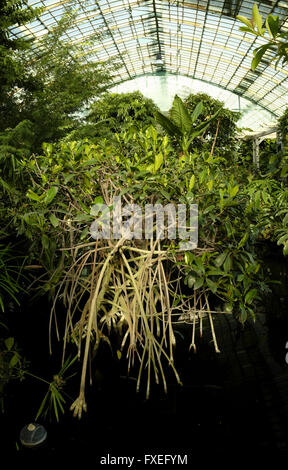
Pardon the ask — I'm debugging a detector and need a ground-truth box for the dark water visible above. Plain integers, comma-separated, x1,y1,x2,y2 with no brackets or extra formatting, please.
2,245,288,464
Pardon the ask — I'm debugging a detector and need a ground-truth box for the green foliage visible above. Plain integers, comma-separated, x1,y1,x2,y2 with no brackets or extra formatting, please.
68,91,159,141
6,134,271,326
0,4,116,154
0,241,27,412
0,244,25,312
33,356,77,422
237,3,287,70
15,8,114,151
2,0,288,421
183,93,241,150
0,0,41,87
0,332,28,412
278,107,288,142
156,94,222,157
0,0,42,133
5,129,282,321
0,120,34,181
3,108,288,413
259,138,280,175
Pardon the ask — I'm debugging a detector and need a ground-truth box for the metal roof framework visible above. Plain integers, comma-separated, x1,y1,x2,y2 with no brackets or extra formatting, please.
10,0,288,119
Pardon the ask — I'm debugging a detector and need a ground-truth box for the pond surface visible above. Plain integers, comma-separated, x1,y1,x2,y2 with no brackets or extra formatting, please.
2,246,288,463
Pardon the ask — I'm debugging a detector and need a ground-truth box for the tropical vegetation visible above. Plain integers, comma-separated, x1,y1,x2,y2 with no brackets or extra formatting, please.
0,0,288,425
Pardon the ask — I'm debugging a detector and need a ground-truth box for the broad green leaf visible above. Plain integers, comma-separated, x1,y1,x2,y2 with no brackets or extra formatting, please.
186,191,194,203
194,278,204,290
254,263,261,274
49,214,59,228
223,254,232,272
254,190,261,208
45,186,58,205
190,101,204,124
238,232,249,248
154,152,163,172
188,174,195,191
155,110,181,137
283,241,288,256
69,141,77,152
195,256,205,271
170,95,192,134
146,163,155,173
215,252,227,267
283,213,288,226
190,107,222,138
93,196,104,205
26,189,42,202
149,126,158,143
266,14,279,39
199,169,207,185
42,142,53,156
80,227,90,240
225,221,233,238
229,185,239,198
263,190,272,204
252,48,265,71
189,126,209,142
252,3,264,34
160,189,171,200
5,337,14,350
207,269,227,276
208,180,213,191
265,17,272,38
249,308,256,322
245,288,258,304
189,264,202,276
240,307,247,324
239,26,257,34
237,15,254,29
203,204,216,214
41,234,50,250
251,45,270,71
74,214,92,222
41,174,48,184
162,135,169,148
277,233,288,246
223,303,233,313
280,164,288,177
9,354,19,368
187,275,196,288
206,278,218,294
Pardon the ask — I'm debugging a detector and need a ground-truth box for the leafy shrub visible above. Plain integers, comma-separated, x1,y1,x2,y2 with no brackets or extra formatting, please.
5,120,278,415
183,93,241,150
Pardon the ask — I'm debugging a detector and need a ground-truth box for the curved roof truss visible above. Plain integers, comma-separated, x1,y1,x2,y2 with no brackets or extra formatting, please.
10,0,288,117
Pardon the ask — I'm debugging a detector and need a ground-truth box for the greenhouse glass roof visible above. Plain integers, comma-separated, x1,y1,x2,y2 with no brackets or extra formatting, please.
12,0,288,127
